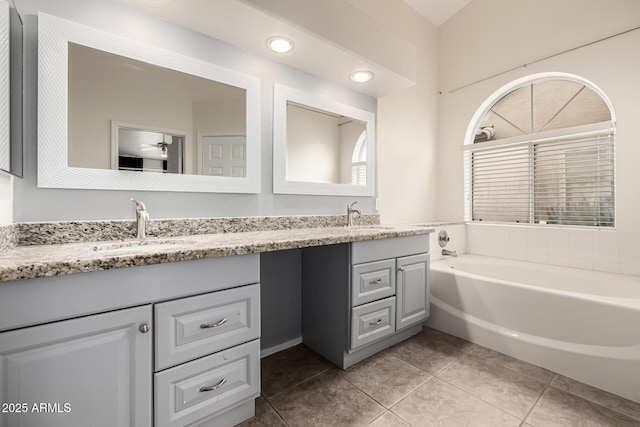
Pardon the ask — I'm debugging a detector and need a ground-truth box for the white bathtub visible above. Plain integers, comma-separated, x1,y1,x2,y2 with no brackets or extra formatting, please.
426,254,640,403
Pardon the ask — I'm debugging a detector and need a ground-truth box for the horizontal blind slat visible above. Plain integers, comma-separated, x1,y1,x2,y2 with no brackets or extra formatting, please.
468,131,614,227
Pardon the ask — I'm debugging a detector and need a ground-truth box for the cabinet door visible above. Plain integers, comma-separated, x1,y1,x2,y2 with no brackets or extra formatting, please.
0,305,152,427
396,253,430,330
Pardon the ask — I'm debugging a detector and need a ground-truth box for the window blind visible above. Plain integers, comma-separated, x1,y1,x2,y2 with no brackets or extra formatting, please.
352,162,367,186
464,124,615,227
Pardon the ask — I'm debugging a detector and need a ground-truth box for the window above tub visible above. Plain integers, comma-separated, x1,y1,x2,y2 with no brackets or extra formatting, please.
464,72,615,228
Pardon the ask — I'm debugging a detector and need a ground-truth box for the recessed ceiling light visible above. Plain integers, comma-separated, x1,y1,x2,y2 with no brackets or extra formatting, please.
267,36,295,54
350,70,374,83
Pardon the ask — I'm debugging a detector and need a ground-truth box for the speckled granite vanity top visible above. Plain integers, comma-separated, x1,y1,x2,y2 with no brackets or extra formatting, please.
0,215,434,282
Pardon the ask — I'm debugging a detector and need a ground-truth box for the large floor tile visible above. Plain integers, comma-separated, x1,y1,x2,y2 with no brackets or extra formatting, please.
550,375,640,421
471,346,555,384
526,386,640,426
367,411,411,427
237,402,287,427
340,352,431,407
387,327,476,375
270,371,385,427
438,347,550,418
260,344,334,398
391,377,520,427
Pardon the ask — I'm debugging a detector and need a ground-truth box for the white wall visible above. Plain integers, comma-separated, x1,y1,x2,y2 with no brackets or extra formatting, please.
347,0,440,224
0,172,12,225
438,0,640,275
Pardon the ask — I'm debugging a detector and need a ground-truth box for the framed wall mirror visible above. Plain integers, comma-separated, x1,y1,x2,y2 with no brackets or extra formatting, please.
38,13,260,193
0,0,23,177
273,84,376,196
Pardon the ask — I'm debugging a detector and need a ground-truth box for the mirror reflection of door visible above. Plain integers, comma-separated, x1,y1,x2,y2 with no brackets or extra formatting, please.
198,134,247,177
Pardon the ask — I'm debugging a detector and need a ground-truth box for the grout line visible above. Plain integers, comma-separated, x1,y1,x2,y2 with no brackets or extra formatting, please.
519,373,556,425
262,366,333,401
433,345,477,377
434,347,556,422
264,400,291,427
436,376,526,422
545,378,640,423
368,409,414,427
341,367,432,410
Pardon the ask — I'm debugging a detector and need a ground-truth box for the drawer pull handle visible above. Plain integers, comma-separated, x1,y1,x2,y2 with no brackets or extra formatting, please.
398,267,405,272
200,318,228,329
199,378,227,393
368,278,383,284
369,319,383,326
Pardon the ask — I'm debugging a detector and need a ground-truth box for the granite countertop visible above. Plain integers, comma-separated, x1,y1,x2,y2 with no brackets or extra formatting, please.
0,224,434,282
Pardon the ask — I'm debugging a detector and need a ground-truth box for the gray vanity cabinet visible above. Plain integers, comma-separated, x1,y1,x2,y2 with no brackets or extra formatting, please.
0,305,152,427
0,254,260,427
302,234,430,369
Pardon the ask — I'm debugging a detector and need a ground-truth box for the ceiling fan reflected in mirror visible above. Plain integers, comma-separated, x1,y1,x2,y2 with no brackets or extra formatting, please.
140,134,172,158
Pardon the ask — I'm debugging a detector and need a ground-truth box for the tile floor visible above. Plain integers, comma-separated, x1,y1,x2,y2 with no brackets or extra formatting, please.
238,327,640,427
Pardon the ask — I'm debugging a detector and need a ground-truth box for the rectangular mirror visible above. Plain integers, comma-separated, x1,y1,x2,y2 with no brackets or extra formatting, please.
273,84,376,196
38,13,260,193
0,0,23,177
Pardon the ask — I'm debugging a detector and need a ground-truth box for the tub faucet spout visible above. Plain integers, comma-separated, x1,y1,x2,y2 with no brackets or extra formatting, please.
442,248,457,257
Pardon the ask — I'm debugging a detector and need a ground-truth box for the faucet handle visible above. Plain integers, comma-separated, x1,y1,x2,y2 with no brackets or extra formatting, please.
130,198,147,211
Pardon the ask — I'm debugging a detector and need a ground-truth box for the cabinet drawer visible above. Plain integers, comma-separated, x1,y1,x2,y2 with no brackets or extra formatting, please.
155,339,260,427
351,297,395,350
352,259,396,306
155,284,260,370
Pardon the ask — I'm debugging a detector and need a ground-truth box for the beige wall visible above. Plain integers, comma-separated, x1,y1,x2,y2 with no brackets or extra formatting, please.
438,0,640,275
339,121,365,184
347,0,440,223
286,105,341,183
67,44,246,173
437,0,640,228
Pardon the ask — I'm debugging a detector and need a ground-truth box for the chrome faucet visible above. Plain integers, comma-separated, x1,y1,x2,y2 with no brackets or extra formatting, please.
442,248,458,257
347,201,361,227
130,198,149,240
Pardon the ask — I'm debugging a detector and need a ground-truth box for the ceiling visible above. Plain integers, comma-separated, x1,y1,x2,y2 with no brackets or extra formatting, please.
403,0,473,26
116,0,473,97
120,0,417,97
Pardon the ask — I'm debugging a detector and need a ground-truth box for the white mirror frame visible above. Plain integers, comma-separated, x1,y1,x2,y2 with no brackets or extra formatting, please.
273,84,376,196
0,0,9,172
37,13,261,193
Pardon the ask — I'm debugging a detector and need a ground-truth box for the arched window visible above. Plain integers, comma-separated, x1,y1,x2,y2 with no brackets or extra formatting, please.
351,130,367,186
464,72,615,227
